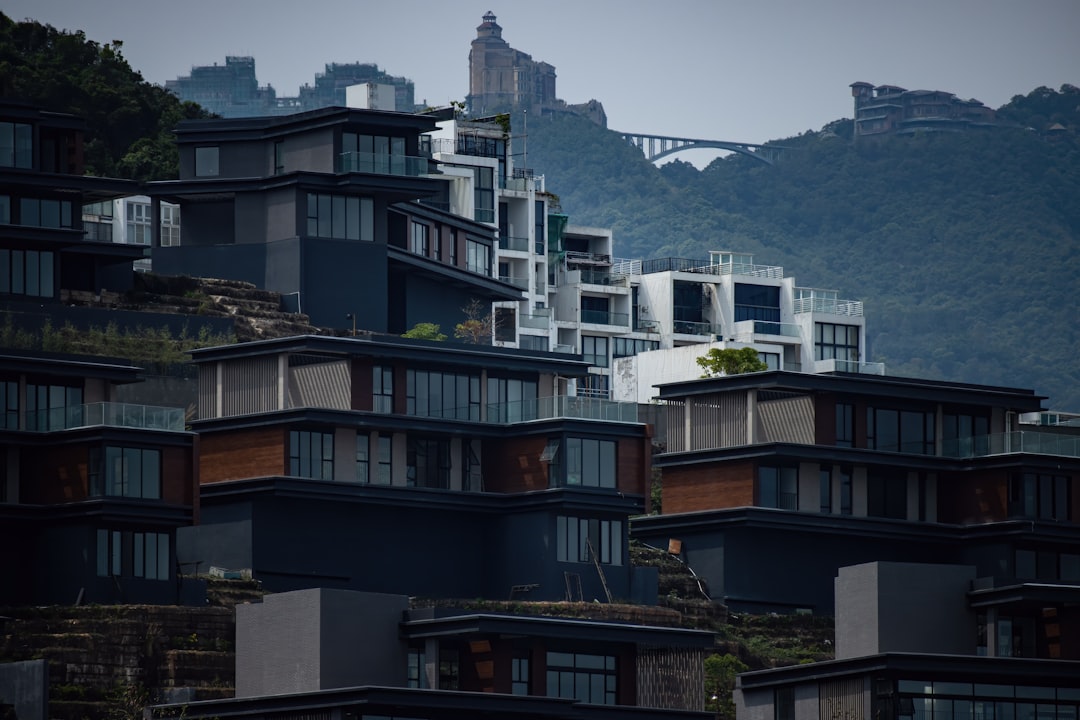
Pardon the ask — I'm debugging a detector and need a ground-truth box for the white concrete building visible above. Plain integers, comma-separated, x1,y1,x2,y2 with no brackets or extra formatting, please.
82,195,181,271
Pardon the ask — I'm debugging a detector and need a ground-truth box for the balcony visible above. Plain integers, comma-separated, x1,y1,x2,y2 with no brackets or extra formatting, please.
576,269,626,287
814,359,885,375
793,297,864,317
581,309,630,328
498,235,530,252
672,320,720,336
498,274,530,289
486,395,639,424
336,151,429,177
565,250,612,265
26,402,186,432
635,257,783,279
520,309,551,329
732,320,802,342
942,431,1080,459
502,176,543,192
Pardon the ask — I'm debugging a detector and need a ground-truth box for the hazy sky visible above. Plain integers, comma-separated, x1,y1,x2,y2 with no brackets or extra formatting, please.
5,0,1078,151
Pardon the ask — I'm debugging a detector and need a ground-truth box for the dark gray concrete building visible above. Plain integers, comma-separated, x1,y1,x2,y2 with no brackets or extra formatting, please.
148,106,521,331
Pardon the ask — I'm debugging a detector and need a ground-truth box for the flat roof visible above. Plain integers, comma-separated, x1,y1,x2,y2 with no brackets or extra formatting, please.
655,370,1045,411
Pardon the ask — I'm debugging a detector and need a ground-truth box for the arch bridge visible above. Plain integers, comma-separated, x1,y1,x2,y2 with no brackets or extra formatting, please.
618,132,788,165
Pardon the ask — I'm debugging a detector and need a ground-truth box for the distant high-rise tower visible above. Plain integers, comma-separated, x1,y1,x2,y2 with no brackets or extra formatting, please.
467,11,557,116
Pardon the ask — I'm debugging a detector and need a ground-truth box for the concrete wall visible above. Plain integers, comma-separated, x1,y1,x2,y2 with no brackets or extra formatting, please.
0,659,47,720
236,588,408,697
835,561,976,659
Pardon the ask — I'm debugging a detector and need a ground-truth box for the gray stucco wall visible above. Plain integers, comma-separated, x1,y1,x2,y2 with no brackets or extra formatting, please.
235,588,408,697
835,561,976,659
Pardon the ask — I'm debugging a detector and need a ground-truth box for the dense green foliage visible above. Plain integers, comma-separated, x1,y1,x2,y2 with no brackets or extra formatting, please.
523,87,1080,409
0,12,210,179
697,347,770,377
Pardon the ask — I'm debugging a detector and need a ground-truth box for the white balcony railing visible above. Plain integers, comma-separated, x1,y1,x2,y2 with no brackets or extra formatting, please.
486,395,638,424
793,297,864,316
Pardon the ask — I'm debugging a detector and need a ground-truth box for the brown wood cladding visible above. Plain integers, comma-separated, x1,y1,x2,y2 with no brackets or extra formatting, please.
662,460,755,514
937,470,1008,524
617,436,648,497
483,436,550,493
351,357,373,411
199,427,286,483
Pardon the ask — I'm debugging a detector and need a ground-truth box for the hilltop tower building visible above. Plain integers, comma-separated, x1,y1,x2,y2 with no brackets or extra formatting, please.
467,11,558,117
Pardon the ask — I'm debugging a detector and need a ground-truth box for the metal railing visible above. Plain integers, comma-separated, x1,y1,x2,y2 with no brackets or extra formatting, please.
575,269,626,287
732,321,802,341
336,151,429,176
942,432,1080,459
632,257,784,279
486,395,638,424
581,309,630,327
498,235,530,252
793,297,864,316
502,176,543,192
25,402,185,432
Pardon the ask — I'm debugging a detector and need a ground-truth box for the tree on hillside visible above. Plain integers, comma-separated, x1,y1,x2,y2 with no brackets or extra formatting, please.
0,12,211,179
696,347,769,377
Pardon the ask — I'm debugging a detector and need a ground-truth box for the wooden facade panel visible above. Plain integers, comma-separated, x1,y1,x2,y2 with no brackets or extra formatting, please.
483,436,549,493
662,460,755,515
161,446,196,506
23,444,87,504
200,427,286,483
937,470,1007,524
616,436,649,497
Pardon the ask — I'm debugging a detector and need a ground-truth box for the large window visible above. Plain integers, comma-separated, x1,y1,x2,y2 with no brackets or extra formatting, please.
126,202,151,245
512,655,530,695
734,283,781,323
474,167,494,223
0,121,32,168
580,296,611,325
815,323,860,362
1008,472,1070,521
289,430,333,480
410,221,430,256
97,529,170,580
546,651,616,704
836,402,854,447
943,411,990,455
582,336,609,367
89,447,161,499
408,369,480,420
407,437,451,489
16,198,73,229
0,381,17,429
552,438,616,488
556,516,623,566
342,132,406,174
466,238,491,275
82,200,114,242
0,249,54,298
867,407,935,454
26,383,81,430
759,465,798,510
487,376,538,422
306,193,374,242
161,205,181,246
194,146,219,177
578,374,610,399
867,469,908,520
613,337,660,358
373,365,393,413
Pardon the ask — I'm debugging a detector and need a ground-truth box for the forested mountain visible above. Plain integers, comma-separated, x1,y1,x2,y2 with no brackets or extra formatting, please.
522,87,1080,409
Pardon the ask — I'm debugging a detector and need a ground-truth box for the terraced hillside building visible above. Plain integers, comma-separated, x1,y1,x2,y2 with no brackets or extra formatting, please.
633,371,1080,615
147,106,522,331
179,334,657,603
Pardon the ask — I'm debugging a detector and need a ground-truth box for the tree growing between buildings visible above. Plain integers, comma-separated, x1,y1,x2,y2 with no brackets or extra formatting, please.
402,323,447,341
696,347,769,377
454,299,498,344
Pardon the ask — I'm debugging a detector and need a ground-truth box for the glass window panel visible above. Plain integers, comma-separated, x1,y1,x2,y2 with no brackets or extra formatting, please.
142,450,160,499
96,529,109,576
346,196,360,240
158,534,170,580
134,532,145,577
332,195,345,237
318,194,331,237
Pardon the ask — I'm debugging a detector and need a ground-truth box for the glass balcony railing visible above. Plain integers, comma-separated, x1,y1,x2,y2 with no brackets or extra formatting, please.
577,269,623,286
25,402,185,432
942,432,1080,459
498,274,530,289
731,320,802,341
498,235,530,252
673,320,720,336
486,396,639,424
520,309,551,329
816,359,886,375
581,309,630,327
336,151,429,177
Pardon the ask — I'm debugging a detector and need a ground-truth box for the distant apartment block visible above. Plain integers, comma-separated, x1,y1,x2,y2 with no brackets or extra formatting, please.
166,57,415,118
850,81,996,139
